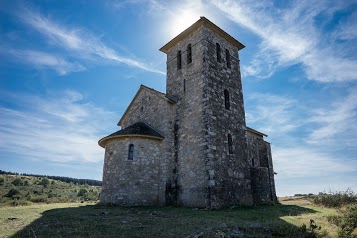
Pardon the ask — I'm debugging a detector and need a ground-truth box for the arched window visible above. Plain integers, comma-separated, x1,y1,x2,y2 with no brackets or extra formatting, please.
216,43,221,62
177,50,182,70
228,134,233,154
187,44,192,64
224,89,230,110
226,49,231,68
128,144,134,160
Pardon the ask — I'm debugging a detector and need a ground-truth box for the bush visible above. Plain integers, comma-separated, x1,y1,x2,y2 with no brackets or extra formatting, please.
38,177,50,187
12,177,23,186
78,188,88,197
311,189,356,208
0,177,4,185
30,196,48,203
5,188,21,198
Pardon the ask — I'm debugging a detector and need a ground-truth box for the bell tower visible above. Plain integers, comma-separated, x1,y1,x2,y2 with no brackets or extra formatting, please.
160,17,254,207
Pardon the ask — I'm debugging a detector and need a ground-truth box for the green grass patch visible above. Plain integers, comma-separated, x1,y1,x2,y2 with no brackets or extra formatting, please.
0,198,340,238
0,174,100,206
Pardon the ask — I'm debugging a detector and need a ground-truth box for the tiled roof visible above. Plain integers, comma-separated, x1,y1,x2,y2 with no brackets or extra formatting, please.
98,122,164,147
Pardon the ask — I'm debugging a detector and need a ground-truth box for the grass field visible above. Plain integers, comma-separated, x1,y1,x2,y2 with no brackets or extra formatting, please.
0,197,340,238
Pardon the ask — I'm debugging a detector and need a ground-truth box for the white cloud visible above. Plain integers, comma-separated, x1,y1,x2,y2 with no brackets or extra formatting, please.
273,146,357,178
306,88,357,145
7,49,85,75
246,93,301,136
211,0,357,82
18,7,165,75
0,91,117,163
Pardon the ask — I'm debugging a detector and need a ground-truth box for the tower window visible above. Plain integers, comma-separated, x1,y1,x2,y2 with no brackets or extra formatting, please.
224,89,230,110
226,49,231,68
228,134,233,154
216,43,221,62
177,50,182,70
187,44,192,64
183,79,186,93
128,144,134,160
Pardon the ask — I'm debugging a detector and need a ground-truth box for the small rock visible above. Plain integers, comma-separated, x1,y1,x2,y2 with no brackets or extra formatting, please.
249,223,262,228
8,217,18,220
99,211,109,215
220,223,227,228
216,231,226,238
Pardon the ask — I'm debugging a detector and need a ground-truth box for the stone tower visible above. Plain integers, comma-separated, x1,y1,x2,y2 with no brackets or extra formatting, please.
160,17,253,207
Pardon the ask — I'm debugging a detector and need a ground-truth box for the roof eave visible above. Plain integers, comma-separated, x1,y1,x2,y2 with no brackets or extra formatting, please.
160,16,245,53
246,127,268,137
98,134,164,148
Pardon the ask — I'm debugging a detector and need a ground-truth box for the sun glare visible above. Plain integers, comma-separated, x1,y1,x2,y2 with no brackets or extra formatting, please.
169,10,200,37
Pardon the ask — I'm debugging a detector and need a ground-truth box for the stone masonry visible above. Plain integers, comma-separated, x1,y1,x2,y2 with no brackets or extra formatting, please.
99,17,277,207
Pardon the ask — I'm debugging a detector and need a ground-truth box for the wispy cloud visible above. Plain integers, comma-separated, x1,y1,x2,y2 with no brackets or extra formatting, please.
306,88,357,145
0,91,117,163
17,7,165,75
7,49,84,75
273,146,357,178
211,0,357,82
245,90,357,179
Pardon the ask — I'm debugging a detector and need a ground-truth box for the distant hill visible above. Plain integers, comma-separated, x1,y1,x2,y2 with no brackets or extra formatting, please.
0,173,101,206
0,170,102,186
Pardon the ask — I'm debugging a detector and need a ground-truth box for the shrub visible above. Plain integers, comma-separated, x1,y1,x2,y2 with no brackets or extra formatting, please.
12,177,23,186
38,177,50,187
5,188,21,198
30,196,48,203
0,177,4,185
78,188,88,197
311,189,356,208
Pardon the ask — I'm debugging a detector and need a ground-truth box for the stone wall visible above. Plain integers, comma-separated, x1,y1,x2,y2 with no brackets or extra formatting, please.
119,87,176,204
246,131,277,203
166,26,209,207
202,27,253,207
101,137,164,205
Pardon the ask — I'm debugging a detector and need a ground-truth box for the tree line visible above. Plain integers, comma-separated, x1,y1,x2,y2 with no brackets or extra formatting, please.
0,170,102,186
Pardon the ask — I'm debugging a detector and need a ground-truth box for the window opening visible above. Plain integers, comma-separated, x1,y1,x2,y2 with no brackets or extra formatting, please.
128,144,134,160
184,79,186,93
226,49,231,68
224,89,230,110
187,44,192,64
216,43,221,62
228,134,233,154
177,50,182,70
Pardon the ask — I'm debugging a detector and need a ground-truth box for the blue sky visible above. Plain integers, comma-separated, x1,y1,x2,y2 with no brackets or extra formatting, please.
0,0,356,196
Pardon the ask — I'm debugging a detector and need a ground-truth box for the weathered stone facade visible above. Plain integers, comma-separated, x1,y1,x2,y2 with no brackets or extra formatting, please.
99,17,277,207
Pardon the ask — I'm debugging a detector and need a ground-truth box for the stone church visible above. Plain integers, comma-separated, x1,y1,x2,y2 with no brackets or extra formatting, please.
99,17,277,207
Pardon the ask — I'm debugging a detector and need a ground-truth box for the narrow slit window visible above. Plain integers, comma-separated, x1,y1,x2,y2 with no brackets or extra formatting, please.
128,144,134,160
183,79,186,93
224,89,230,110
177,50,182,70
228,134,233,154
187,44,192,64
226,49,231,68
216,43,221,62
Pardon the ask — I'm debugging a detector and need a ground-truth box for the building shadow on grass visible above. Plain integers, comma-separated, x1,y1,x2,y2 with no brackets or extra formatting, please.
11,203,318,238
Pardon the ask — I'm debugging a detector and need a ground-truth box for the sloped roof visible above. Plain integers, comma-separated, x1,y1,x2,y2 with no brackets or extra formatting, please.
246,127,267,137
98,122,164,148
118,85,176,126
160,16,245,53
